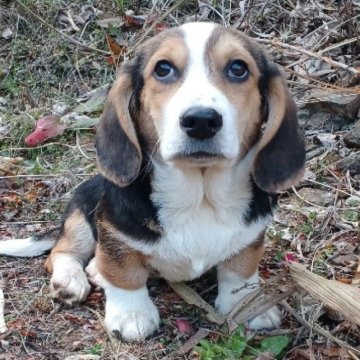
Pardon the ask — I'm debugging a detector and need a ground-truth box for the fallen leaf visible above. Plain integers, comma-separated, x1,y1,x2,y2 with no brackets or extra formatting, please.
97,17,124,28
25,115,66,146
64,312,85,324
175,318,193,334
72,87,108,114
124,10,146,28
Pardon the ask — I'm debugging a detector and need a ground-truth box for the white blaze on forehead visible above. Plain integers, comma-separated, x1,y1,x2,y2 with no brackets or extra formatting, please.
181,22,216,72
160,22,240,161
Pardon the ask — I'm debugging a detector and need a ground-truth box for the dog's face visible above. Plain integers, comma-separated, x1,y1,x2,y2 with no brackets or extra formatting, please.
97,22,305,192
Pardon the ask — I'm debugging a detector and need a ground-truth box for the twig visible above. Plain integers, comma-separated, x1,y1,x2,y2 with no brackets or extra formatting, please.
125,0,188,57
257,38,360,75
0,220,59,225
167,282,223,324
233,0,255,29
15,0,109,56
166,328,211,358
282,300,360,355
0,173,90,179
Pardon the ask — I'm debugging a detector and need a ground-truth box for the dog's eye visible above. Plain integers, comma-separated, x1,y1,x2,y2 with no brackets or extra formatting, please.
226,60,249,82
154,60,177,81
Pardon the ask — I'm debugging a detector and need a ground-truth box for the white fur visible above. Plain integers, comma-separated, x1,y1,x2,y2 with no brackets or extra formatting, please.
216,268,281,330
160,23,239,162
89,268,160,342
50,254,90,304
121,149,270,282
248,307,282,330
215,271,260,316
0,237,55,257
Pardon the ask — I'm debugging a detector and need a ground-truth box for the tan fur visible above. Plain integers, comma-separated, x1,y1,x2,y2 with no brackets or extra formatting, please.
219,234,265,279
96,239,149,291
45,210,95,273
258,77,287,149
141,35,188,145
207,29,263,157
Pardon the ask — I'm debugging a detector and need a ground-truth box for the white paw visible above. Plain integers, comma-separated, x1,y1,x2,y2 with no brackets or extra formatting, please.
104,285,160,342
215,271,259,316
85,258,103,288
247,306,282,330
215,293,238,316
50,262,90,304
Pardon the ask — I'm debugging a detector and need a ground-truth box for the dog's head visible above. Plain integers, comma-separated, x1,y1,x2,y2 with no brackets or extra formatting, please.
96,22,305,193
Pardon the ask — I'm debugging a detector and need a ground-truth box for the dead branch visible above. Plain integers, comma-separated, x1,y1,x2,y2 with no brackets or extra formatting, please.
257,38,360,75
289,262,360,327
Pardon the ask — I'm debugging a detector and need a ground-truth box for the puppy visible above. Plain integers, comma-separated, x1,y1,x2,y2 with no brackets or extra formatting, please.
0,22,305,342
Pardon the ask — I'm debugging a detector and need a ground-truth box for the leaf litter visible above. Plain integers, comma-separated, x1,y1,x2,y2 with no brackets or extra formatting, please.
0,0,360,359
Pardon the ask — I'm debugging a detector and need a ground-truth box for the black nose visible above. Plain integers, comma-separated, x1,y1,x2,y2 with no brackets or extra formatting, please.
180,107,223,140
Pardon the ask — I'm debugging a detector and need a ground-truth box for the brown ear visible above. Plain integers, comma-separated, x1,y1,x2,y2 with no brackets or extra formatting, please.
253,76,305,193
96,69,142,187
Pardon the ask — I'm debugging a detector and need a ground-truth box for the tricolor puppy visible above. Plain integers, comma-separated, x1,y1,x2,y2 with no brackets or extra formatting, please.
0,22,305,341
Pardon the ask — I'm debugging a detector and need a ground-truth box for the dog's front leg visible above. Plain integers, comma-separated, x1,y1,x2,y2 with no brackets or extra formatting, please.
45,210,95,304
86,245,160,342
215,239,281,330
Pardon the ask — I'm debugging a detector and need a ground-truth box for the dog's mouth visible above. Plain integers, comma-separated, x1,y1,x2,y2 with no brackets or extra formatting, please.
170,151,225,166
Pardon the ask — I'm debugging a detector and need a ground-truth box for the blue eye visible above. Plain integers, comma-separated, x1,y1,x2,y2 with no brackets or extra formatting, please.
226,60,249,81
154,60,177,81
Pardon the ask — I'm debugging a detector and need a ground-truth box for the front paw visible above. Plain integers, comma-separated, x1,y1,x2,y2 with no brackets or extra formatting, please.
248,306,281,330
215,293,236,316
105,296,160,342
50,266,90,304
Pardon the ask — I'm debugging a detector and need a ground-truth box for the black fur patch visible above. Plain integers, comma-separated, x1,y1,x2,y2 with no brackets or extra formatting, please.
244,178,277,224
96,104,141,186
253,99,306,192
98,168,161,243
60,175,105,239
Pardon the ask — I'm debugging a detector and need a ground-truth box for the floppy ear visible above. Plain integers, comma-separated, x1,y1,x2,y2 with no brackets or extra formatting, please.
96,69,142,187
253,75,305,193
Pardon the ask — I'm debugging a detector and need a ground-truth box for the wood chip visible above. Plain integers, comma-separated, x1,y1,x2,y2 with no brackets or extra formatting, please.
167,282,223,324
227,286,296,333
289,262,360,326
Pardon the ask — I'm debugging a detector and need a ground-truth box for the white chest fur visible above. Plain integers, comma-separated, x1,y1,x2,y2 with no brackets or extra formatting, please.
144,156,271,282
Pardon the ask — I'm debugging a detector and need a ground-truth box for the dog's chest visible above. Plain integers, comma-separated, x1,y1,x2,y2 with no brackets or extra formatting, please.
146,166,270,282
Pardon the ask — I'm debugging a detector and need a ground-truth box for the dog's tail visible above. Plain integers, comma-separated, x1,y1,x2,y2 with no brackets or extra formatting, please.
0,227,59,257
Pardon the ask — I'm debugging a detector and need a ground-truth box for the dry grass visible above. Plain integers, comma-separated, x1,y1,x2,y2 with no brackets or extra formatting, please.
0,0,359,359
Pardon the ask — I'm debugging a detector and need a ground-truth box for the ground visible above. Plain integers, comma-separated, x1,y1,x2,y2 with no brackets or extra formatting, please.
0,1,359,359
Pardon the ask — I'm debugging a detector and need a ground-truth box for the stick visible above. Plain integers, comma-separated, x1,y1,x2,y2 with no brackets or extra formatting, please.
257,38,360,75
289,262,360,326
282,300,360,355
167,282,223,324
125,0,188,57
15,0,109,56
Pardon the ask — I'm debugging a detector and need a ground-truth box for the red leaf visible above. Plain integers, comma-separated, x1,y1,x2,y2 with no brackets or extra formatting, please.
25,115,65,146
284,252,297,263
175,319,193,334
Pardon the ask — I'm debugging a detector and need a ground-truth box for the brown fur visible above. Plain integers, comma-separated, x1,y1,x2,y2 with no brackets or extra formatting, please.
95,219,149,290
206,29,263,157
218,233,265,279
45,210,95,273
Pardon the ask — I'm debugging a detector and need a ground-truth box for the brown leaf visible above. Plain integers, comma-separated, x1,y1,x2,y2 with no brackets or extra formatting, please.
104,33,125,64
64,312,85,324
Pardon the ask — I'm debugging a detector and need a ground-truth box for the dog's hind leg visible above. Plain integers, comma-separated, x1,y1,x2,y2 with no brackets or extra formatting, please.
45,209,96,304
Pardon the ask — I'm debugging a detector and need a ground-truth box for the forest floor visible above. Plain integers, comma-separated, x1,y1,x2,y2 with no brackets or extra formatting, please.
0,0,359,359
